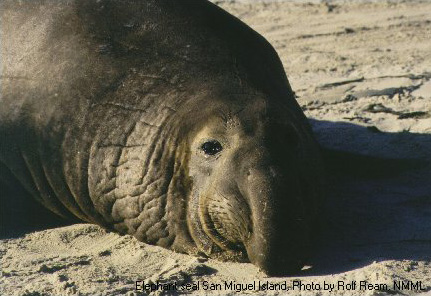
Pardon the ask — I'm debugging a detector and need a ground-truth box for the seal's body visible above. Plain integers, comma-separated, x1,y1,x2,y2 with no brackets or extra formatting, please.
0,0,323,275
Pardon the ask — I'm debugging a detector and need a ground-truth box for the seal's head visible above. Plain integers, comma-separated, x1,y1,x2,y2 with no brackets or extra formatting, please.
184,91,323,276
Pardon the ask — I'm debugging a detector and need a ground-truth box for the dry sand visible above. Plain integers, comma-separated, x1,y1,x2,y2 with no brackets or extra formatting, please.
1,1,431,295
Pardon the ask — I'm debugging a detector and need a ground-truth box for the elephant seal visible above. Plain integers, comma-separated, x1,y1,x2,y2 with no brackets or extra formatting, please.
0,0,323,275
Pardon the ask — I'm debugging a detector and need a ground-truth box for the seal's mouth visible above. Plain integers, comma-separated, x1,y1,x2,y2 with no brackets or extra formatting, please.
197,191,251,260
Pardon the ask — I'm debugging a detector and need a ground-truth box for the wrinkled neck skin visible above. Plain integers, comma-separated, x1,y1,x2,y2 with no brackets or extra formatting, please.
86,107,194,251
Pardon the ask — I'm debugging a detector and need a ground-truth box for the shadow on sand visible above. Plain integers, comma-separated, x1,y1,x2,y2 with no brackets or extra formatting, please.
304,119,431,276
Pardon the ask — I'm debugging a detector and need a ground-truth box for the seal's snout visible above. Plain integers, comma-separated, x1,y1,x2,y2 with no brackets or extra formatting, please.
244,219,307,276
243,208,310,276
245,241,304,276
240,165,311,276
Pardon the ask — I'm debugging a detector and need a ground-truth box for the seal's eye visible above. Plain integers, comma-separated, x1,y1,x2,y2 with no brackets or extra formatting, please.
201,140,223,156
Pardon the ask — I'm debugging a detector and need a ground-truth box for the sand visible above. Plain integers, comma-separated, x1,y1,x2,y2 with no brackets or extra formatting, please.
1,1,431,295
